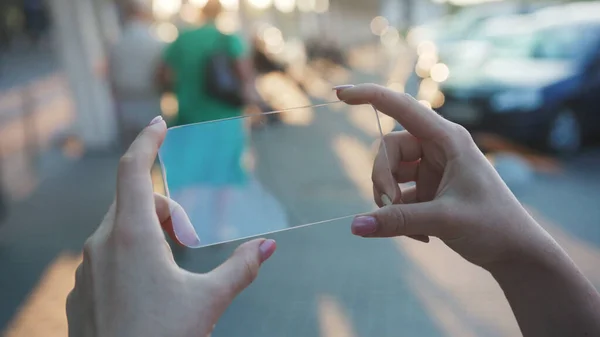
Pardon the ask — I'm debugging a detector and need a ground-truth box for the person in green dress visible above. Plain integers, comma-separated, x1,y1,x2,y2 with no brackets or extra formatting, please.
159,0,256,125
157,0,259,243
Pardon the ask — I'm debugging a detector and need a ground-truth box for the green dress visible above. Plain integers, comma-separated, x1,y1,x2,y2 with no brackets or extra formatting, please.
160,24,248,192
163,23,247,124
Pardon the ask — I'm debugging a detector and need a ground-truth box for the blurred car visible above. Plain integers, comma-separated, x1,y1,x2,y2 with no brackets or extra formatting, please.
434,14,600,155
407,2,545,60
401,7,544,107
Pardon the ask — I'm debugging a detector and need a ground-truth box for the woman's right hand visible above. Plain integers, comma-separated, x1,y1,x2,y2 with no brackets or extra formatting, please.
336,84,556,269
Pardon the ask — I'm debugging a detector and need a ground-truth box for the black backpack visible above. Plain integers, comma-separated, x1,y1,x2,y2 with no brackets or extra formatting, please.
204,32,244,108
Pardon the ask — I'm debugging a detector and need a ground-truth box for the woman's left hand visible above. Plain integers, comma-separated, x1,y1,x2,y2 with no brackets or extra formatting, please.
66,116,277,337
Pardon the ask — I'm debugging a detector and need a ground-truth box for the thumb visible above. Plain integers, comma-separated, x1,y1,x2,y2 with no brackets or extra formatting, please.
351,201,447,238
208,239,276,300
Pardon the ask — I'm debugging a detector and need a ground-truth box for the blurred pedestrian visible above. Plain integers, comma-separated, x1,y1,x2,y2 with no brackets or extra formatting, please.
108,0,165,149
23,0,48,45
158,0,257,125
157,0,258,242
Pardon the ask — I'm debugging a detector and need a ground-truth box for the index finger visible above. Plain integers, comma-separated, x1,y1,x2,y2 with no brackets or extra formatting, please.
116,116,167,217
336,84,451,140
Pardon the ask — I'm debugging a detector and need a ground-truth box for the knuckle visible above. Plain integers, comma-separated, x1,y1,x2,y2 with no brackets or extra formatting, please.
391,208,408,235
374,87,389,103
204,276,229,298
66,290,76,311
237,250,259,285
82,238,95,258
81,238,100,266
118,154,140,174
75,264,84,281
382,132,395,145
118,153,151,176
451,124,474,145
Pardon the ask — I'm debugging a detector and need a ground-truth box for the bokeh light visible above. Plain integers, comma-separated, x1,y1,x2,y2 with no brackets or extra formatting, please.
370,16,389,36
152,22,179,43
416,53,438,72
249,0,273,10
418,78,439,100
415,62,431,78
417,41,437,57
221,0,240,10
160,93,179,119
430,63,450,83
263,26,285,54
153,0,182,19
405,27,422,47
431,91,445,109
387,81,405,93
380,27,400,48
190,0,209,7
274,0,295,13
297,0,314,12
263,26,283,46
419,100,432,109
180,3,201,23
314,0,329,13
216,11,240,34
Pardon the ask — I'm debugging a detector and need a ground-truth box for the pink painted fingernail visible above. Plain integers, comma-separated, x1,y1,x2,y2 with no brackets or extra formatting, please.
259,239,276,263
333,84,354,91
351,216,378,236
149,116,164,126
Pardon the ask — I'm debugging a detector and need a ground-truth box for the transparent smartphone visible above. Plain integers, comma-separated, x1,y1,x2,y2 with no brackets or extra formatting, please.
157,102,391,248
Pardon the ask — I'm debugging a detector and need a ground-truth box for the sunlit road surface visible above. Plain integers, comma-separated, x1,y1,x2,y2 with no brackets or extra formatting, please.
2,60,600,336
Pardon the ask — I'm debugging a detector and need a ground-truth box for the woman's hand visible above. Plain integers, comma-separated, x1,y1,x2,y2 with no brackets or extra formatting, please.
338,84,600,337
336,84,554,268
66,117,276,337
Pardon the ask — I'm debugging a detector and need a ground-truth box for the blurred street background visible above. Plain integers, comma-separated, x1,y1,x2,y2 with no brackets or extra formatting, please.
0,0,599,336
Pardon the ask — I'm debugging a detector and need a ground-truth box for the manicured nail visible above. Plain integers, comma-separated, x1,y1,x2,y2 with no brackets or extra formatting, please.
178,232,201,248
351,216,378,236
381,194,392,206
333,84,354,91
259,239,276,263
149,115,164,126
170,206,201,248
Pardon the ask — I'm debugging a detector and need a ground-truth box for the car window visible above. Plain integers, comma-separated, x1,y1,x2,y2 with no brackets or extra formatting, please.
532,25,598,60
485,23,600,61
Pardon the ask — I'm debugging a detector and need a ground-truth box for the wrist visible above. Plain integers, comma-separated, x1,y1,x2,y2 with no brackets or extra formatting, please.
483,215,567,276
485,224,570,281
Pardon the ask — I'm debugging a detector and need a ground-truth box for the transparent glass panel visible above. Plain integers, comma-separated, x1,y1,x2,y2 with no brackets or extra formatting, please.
158,102,390,248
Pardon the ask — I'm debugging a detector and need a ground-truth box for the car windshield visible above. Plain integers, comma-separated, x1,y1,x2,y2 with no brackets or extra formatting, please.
485,23,599,61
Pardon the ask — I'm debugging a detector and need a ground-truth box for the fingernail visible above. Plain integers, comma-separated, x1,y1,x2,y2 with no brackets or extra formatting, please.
179,233,201,248
333,84,354,91
149,115,164,126
351,216,378,236
259,239,276,263
381,194,392,206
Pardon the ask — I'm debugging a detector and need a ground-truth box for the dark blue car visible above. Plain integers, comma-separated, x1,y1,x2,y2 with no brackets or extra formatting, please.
436,19,600,154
